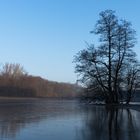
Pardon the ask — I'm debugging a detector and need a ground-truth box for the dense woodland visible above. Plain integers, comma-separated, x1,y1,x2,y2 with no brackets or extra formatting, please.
0,63,83,98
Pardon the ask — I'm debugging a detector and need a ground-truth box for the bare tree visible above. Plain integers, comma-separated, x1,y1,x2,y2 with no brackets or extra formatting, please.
74,10,140,104
1,63,27,78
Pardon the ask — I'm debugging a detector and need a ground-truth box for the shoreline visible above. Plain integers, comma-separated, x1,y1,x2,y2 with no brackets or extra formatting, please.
0,97,140,112
84,101,140,112
0,96,39,100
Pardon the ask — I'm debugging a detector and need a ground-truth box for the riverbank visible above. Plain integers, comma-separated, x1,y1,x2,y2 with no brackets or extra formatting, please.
84,101,140,112
0,96,40,101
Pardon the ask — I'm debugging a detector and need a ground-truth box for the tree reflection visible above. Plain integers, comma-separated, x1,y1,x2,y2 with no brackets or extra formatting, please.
0,100,140,140
82,106,140,140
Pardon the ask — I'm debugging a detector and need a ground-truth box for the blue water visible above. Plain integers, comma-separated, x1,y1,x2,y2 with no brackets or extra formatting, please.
0,99,140,140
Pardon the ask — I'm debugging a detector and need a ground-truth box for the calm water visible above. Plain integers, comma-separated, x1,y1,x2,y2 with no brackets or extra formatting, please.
0,99,140,140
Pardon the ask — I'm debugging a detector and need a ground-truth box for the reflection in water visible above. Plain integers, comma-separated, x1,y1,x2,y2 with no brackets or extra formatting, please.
82,106,140,140
0,99,140,140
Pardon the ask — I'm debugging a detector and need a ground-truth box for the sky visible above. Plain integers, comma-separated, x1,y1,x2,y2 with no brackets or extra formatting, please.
0,0,140,83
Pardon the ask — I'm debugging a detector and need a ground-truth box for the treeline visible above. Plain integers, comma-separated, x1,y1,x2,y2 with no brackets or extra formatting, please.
0,63,83,98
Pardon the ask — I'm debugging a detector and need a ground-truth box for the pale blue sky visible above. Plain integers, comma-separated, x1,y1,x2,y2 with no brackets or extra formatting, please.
0,0,140,83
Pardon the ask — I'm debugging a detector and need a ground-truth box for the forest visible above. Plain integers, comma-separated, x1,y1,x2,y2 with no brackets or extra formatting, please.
0,63,83,98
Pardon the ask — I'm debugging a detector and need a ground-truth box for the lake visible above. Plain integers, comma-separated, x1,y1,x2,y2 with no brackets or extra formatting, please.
0,99,140,140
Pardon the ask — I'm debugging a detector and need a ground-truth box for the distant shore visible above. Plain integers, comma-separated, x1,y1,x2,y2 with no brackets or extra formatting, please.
0,96,80,102
0,96,39,100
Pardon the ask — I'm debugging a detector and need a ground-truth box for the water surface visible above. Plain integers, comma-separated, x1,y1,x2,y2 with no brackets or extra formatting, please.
0,99,140,140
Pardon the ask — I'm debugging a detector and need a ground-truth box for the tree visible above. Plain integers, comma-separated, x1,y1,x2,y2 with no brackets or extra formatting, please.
74,10,140,104
1,63,27,78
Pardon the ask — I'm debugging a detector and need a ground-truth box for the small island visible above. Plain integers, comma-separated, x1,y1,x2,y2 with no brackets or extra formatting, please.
74,10,140,106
